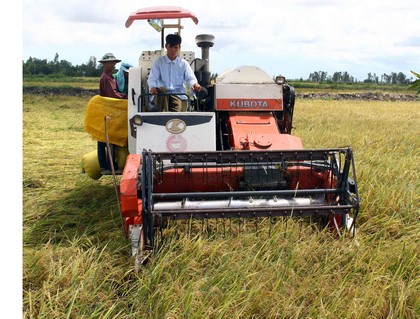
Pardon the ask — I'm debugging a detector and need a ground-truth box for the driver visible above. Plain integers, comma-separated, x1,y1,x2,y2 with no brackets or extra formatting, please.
147,34,201,112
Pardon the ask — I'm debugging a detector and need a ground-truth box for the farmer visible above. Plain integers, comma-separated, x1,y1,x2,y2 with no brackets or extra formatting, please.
114,62,133,96
147,34,201,112
99,53,127,99
98,53,125,173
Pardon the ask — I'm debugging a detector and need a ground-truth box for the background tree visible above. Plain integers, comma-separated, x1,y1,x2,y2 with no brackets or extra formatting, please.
21,54,417,86
23,55,102,77
409,71,420,94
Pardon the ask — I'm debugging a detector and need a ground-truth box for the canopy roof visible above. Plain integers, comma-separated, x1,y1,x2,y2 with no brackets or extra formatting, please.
125,6,199,28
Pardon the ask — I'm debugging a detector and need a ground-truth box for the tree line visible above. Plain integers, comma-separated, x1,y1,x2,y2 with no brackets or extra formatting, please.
23,54,102,77
307,70,412,85
22,54,413,85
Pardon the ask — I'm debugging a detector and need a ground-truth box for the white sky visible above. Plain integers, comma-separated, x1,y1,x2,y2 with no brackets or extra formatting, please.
22,0,420,80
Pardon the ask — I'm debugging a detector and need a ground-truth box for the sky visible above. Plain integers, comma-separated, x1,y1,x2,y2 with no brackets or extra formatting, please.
22,0,420,81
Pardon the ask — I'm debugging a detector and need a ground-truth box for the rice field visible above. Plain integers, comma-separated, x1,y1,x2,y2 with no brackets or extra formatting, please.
22,94,419,318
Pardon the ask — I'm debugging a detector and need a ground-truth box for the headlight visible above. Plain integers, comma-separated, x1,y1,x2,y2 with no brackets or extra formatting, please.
132,115,143,126
129,115,143,138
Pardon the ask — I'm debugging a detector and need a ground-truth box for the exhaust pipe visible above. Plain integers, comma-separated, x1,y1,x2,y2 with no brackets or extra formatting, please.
195,34,215,87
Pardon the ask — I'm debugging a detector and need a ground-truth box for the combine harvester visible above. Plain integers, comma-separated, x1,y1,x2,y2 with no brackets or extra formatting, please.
97,6,359,267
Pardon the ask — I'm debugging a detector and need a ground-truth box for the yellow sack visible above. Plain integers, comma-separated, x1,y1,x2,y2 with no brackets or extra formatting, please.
84,95,128,147
115,145,129,168
80,146,130,180
80,150,102,180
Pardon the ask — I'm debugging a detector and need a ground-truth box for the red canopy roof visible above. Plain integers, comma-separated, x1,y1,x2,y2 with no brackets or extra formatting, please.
125,6,199,28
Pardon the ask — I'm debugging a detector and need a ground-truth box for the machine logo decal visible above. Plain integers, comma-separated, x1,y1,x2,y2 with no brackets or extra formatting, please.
166,119,187,134
229,100,269,108
216,98,283,111
166,135,187,152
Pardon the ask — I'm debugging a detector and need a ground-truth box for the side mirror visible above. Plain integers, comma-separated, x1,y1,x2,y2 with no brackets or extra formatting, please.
148,19,162,32
275,76,286,85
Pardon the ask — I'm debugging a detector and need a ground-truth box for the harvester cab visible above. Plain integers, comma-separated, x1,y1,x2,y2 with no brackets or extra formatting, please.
125,6,215,154
118,6,359,269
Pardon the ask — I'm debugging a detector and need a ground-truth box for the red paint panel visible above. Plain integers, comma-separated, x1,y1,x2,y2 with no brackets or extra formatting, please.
154,167,244,193
126,6,198,27
288,166,332,190
228,113,303,150
120,154,142,219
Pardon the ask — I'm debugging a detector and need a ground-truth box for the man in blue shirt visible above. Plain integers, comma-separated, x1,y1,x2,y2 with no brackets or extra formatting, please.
147,34,201,112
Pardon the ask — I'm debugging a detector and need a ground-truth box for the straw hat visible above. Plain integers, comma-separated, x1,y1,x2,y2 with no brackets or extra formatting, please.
99,53,121,63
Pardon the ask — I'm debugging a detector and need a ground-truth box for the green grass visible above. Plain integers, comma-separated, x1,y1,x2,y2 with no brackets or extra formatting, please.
23,95,419,318
23,76,99,90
